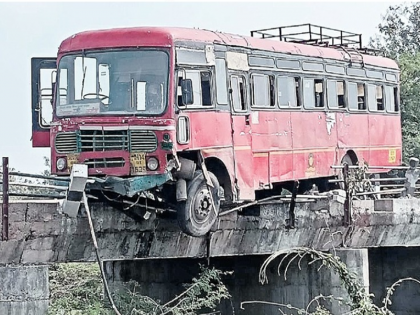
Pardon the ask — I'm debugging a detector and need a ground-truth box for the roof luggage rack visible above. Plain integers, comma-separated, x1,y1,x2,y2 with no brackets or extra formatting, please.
250,23,382,56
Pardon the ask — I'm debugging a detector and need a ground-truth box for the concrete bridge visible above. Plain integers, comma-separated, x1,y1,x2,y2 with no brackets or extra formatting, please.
1,196,420,314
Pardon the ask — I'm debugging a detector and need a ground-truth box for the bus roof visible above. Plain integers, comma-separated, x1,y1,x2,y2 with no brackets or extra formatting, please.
59,27,398,70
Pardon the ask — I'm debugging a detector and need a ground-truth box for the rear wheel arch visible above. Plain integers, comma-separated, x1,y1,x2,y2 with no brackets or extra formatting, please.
343,150,358,165
205,156,233,202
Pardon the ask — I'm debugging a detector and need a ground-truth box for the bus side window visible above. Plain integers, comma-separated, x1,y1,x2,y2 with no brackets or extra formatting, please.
315,79,324,108
295,77,302,107
347,82,358,111
337,81,345,108
251,74,275,107
201,71,212,106
278,76,300,108
238,77,247,110
376,85,384,110
367,84,384,111
181,70,213,107
269,75,276,107
385,85,399,113
303,78,315,109
251,74,269,107
215,59,228,105
328,80,346,109
394,87,399,112
357,83,366,110
231,75,247,112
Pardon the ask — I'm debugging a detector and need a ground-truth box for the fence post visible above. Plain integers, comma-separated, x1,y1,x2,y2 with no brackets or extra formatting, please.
343,163,351,226
2,157,9,241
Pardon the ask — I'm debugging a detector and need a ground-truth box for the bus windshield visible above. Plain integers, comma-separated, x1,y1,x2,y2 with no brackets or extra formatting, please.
55,49,169,117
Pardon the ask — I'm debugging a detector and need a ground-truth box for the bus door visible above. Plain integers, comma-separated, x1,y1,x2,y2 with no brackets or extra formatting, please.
31,57,57,147
229,74,255,200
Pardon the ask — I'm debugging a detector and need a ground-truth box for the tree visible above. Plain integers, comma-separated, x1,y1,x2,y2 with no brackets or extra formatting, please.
371,3,420,161
398,53,420,159
370,3,420,57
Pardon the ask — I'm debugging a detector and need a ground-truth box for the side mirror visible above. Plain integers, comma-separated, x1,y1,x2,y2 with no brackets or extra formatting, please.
181,79,193,105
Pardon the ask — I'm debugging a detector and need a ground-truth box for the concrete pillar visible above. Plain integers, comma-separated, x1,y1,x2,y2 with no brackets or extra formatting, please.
327,248,370,314
0,265,49,315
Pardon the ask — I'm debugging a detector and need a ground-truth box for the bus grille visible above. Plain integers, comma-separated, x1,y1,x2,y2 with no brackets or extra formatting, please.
130,130,158,152
55,132,78,153
80,130,129,152
56,129,158,155
83,158,125,168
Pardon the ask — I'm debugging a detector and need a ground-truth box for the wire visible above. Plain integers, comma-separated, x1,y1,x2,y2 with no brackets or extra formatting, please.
82,192,122,315
101,190,121,202
123,193,141,210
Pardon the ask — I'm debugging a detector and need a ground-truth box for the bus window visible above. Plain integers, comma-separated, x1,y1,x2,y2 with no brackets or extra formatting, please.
385,85,399,113
393,87,399,112
239,77,246,110
251,74,270,107
303,78,315,109
367,84,384,111
376,85,384,110
347,83,366,111
327,80,345,109
231,75,247,112
303,78,324,109
278,76,300,108
269,75,276,107
201,72,212,106
295,77,302,107
337,81,345,108
314,79,324,107
215,59,228,105
357,83,366,110
183,70,213,107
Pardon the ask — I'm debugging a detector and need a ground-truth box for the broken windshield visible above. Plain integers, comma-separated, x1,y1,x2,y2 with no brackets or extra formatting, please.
55,49,169,117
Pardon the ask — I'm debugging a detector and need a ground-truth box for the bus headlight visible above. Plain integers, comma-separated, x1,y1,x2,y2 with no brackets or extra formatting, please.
57,157,67,171
147,157,159,171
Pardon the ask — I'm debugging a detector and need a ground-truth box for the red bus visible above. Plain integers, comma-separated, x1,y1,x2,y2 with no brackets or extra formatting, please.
31,25,401,236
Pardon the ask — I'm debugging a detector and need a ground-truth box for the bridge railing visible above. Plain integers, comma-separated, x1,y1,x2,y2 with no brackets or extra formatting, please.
0,156,69,241
330,159,419,199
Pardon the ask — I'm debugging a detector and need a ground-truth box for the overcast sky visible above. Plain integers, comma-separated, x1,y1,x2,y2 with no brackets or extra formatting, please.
0,1,399,174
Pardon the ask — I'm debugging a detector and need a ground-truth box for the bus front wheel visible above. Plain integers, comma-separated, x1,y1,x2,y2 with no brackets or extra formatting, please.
177,170,220,237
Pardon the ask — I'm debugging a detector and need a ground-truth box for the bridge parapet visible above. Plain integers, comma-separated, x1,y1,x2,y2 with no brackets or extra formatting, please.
1,196,420,265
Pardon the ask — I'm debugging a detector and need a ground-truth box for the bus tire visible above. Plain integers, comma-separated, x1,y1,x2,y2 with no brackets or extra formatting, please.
177,170,220,237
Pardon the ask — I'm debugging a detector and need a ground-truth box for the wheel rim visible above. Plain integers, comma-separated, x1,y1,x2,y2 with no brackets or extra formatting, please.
191,187,213,224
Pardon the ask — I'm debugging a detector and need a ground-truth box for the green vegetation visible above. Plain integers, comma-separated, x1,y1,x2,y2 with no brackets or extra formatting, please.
241,247,420,315
48,263,230,315
48,263,112,315
371,3,420,161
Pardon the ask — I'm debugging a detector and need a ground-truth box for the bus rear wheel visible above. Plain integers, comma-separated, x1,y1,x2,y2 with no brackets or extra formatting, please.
177,170,220,237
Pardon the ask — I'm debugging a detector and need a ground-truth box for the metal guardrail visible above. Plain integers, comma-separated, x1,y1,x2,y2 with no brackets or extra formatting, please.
330,161,418,199
2,157,8,241
0,156,70,241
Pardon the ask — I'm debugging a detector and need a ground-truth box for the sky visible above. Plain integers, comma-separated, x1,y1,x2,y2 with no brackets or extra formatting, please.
0,1,400,174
